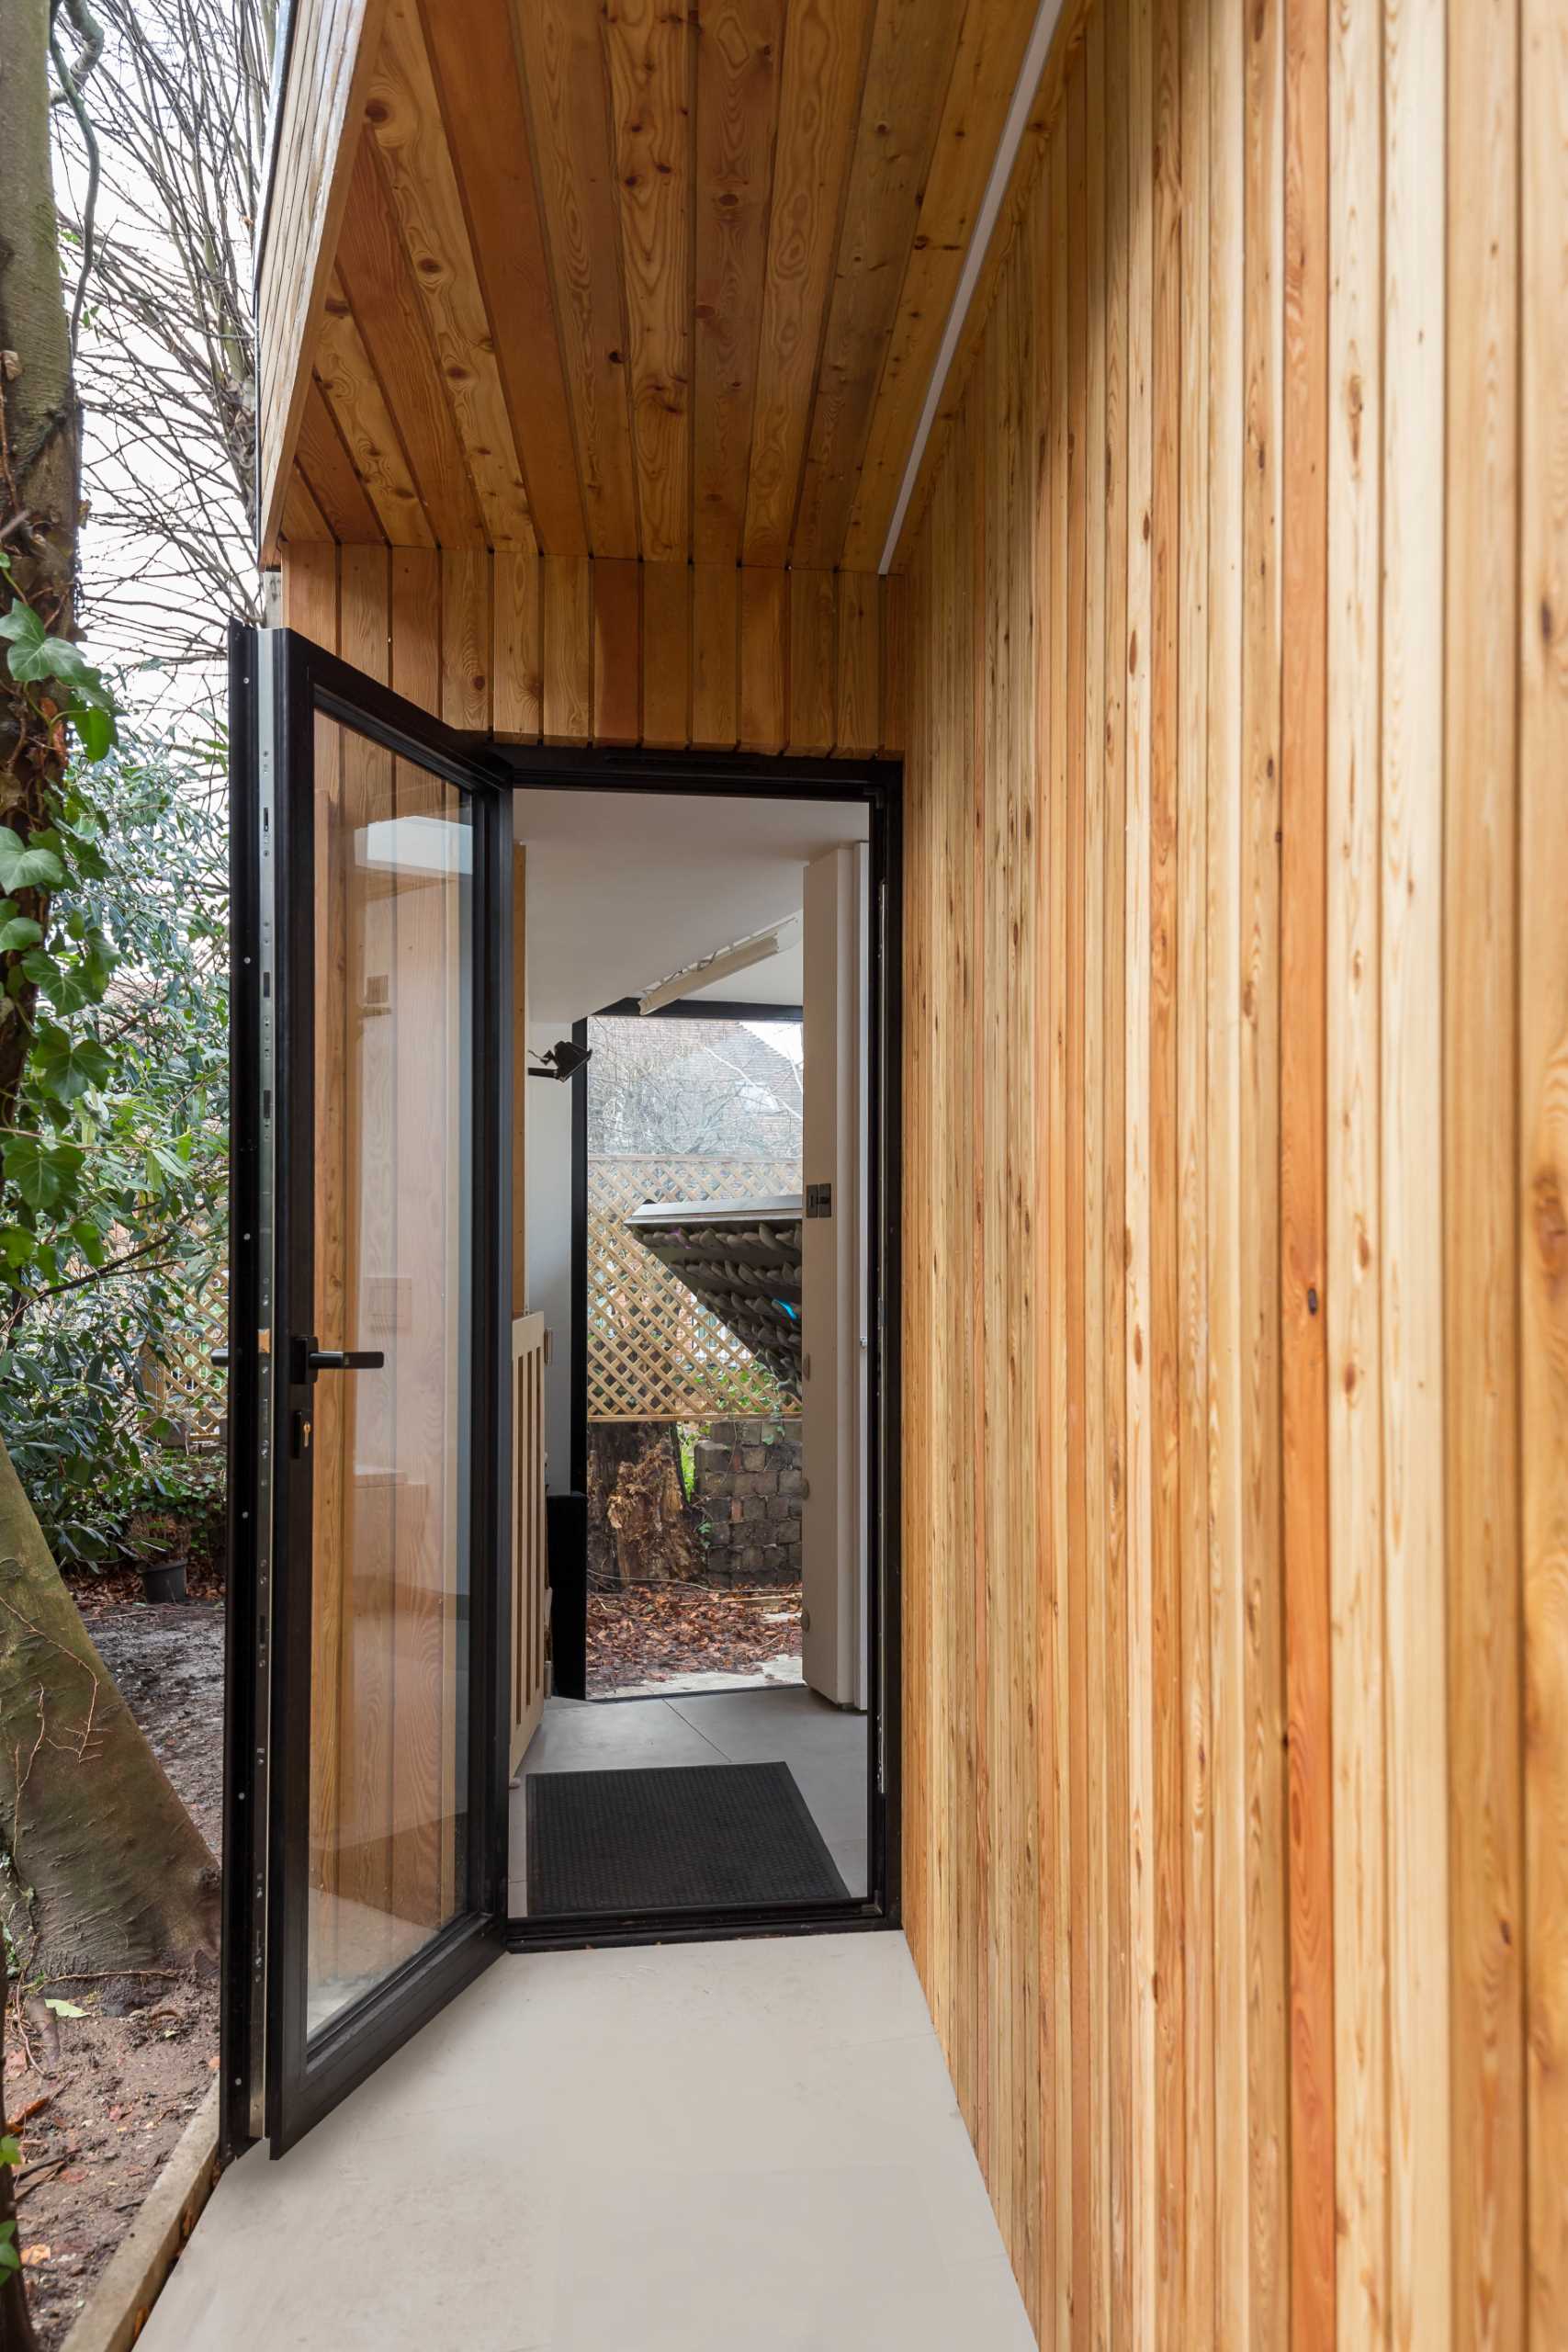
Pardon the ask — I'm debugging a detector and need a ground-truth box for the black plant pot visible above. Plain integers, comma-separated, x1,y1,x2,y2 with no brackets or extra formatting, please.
141,1559,188,1604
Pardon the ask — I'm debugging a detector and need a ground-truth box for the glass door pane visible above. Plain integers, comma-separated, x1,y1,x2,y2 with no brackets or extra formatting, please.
225,625,509,2159
307,718,474,2034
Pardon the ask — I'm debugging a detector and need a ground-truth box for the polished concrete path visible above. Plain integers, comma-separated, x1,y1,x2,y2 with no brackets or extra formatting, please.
139,1934,1032,2352
511,1684,870,1914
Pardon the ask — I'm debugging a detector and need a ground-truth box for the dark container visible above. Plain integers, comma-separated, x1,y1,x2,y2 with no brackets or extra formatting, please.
547,1492,588,1702
141,1558,188,1604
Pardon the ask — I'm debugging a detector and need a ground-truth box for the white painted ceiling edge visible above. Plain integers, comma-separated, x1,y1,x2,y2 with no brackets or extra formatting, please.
877,0,1070,576
515,787,866,1026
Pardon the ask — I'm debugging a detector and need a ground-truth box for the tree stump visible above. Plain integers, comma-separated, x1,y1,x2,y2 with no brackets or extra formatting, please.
587,1424,703,1587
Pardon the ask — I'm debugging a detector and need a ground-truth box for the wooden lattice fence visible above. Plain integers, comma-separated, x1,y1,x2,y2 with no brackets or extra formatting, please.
588,1155,801,1423
144,1267,229,1452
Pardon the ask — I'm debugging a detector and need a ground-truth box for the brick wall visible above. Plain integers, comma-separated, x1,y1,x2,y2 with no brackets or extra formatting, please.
691,1419,804,1589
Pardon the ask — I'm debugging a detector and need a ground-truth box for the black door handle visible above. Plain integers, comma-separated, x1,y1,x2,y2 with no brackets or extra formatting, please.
307,1348,385,1374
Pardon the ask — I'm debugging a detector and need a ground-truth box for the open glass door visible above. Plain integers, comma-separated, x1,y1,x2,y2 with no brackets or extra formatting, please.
224,626,512,2157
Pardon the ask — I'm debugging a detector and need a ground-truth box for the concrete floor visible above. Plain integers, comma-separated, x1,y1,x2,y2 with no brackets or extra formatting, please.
510,1684,869,1915
140,1934,1032,2352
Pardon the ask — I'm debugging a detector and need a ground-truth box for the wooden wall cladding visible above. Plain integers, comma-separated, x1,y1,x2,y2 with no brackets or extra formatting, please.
900,0,1556,2339
276,552,903,758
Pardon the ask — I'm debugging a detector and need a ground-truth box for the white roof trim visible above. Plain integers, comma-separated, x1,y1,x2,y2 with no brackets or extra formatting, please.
876,0,1069,574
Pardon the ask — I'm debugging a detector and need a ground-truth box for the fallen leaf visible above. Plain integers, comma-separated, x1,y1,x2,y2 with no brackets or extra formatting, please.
20,2244,51,2267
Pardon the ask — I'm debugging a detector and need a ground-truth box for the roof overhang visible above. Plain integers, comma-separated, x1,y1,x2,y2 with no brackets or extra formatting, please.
254,0,1087,578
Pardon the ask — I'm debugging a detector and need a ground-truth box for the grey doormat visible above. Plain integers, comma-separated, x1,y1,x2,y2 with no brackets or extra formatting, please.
525,1760,851,1916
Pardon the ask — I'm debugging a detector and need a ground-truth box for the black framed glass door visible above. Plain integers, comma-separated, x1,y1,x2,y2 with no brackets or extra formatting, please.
224,626,513,2157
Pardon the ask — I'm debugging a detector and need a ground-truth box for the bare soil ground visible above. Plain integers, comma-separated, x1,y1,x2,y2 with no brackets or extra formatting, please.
587,1583,803,1695
8,1589,223,2349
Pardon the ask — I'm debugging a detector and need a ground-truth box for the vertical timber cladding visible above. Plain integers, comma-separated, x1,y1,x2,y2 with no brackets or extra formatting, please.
900,0,1554,2339
271,548,906,759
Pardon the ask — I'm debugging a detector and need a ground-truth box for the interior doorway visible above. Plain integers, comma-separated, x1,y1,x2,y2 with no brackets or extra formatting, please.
505,775,889,1932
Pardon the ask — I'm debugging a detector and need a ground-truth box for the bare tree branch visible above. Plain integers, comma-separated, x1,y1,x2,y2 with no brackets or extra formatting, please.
48,1,102,354
51,0,265,676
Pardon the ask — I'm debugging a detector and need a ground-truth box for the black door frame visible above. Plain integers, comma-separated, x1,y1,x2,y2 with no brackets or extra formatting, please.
491,743,902,1954
224,626,515,2159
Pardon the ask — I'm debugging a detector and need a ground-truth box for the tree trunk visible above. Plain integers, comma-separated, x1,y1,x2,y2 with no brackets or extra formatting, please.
0,0,81,1114
587,1423,704,1587
0,1959,39,2352
0,0,219,1984
0,1442,219,1977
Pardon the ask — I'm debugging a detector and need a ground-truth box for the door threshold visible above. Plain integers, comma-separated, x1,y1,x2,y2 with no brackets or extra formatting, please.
503,1897,891,1954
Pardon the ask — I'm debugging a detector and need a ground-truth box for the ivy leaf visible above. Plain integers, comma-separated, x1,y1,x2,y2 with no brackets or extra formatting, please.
0,1227,36,1268
0,601,46,657
4,1133,85,1212
41,951,111,1015
0,916,42,953
0,828,65,893
7,628,78,683
29,1026,112,1104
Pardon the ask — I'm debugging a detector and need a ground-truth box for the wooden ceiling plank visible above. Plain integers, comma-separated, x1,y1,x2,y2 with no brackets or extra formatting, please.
365,0,538,551
417,0,588,555
742,0,877,567
514,0,640,559
335,135,489,549
296,376,387,542
790,0,966,571
315,268,436,546
604,0,694,564
282,464,335,546
693,0,786,566
840,0,1039,571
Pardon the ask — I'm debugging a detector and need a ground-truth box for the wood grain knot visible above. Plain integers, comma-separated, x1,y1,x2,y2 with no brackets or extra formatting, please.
1533,1167,1568,1297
